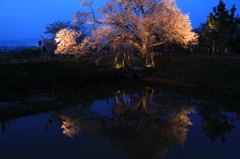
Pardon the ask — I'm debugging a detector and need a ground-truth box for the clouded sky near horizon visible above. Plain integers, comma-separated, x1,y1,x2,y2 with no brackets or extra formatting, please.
1,0,240,41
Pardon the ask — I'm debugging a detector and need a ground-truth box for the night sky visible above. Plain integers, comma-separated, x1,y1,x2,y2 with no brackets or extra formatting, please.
1,0,240,41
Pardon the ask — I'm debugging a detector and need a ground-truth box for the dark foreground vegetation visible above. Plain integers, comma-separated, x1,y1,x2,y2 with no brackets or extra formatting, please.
151,57,240,98
0,58,148,101
0,56,240,101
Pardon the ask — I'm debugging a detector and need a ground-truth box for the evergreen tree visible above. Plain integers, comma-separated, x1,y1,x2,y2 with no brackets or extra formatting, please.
203,0,240,56
228,26,240,53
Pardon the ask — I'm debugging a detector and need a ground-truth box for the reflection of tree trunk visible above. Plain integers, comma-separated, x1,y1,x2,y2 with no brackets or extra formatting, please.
236,113,240,121
2,123,6,133
132,95,145,111
115,91,161,112
115,94,131,112
132,92,164,112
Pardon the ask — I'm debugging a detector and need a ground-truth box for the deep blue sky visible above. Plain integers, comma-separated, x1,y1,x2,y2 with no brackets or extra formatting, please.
1,0,240,41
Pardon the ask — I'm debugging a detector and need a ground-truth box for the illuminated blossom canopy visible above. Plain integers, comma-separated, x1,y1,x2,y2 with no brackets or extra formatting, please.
55,28,81,55
79,0,198,57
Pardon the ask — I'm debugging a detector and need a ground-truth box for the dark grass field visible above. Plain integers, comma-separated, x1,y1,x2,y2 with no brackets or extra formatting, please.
151,57,240,97
1,56,240,101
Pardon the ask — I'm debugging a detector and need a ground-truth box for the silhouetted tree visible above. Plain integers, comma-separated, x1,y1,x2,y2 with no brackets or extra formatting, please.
228,25,240,53
198,103,236,143
203,0,240,56
44,20,71,36
193,23,210,56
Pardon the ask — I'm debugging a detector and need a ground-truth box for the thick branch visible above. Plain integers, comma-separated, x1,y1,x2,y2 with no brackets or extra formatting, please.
151,41,164,46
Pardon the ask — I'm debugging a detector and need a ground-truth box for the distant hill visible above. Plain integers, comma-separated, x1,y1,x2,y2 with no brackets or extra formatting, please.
0,38,41,46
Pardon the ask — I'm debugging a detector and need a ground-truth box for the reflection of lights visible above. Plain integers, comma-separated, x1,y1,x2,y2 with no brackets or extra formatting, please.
146,87,153,90
115,90,122,94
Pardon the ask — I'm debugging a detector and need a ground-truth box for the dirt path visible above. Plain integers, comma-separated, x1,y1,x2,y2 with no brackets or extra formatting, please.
140,77,198,88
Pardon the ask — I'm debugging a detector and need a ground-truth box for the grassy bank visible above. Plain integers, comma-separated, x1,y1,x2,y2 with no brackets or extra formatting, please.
0,59,147,101
1,57,240,101
150,57,240,98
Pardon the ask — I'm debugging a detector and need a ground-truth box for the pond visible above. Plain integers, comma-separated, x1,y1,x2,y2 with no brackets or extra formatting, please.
0,80,240,159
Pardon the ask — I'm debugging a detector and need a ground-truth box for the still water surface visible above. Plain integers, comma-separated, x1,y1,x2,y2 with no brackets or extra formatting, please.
0,81,240,159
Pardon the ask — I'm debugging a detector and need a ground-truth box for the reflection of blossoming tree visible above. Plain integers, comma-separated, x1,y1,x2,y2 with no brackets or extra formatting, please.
59,103,98,138
102,89,194,158
59,89,195,158
61,114,84,137
97,106,194,158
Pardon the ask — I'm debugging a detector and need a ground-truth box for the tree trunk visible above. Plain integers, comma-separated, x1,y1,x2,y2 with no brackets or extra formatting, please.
164,41,168,56
140,44,148,60
212,40,215,57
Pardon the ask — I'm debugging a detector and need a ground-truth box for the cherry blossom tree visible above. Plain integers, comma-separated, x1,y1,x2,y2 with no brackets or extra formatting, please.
41,20,72,50
80,0,198,59
42,11,92,51
54,28,82,55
